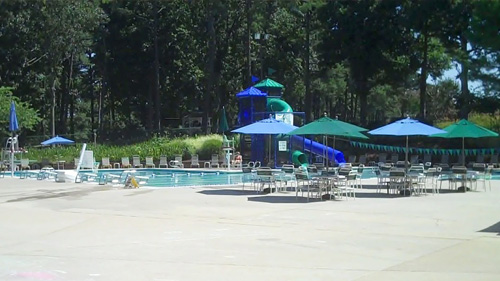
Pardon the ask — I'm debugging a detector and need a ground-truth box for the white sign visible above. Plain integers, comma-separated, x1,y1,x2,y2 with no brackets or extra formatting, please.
278,141,288,151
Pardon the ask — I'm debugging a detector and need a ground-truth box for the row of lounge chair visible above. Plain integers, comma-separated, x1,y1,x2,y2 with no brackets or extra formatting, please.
346,153,499,167
97,154,233,169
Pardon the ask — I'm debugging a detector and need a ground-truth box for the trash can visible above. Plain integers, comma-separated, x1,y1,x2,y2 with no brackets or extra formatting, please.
56,171,66,183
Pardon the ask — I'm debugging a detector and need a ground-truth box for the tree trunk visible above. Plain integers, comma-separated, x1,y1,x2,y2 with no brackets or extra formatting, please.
304,11,312,123
203,4,216,134
51,76,56,137
152,1,161,133
246,0,252,87
458,34,470,120
419,28,429,120
358,80,368,125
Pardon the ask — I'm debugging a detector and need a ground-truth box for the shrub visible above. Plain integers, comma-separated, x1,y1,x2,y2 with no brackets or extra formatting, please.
197,138,223,160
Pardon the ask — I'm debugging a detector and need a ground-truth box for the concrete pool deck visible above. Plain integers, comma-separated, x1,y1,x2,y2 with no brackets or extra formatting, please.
0,177,499,280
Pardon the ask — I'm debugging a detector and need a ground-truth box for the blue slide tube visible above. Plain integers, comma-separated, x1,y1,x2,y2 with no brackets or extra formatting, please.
291,135,346,164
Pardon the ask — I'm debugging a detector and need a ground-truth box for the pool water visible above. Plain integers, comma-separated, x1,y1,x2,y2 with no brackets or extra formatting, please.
93,169,245,188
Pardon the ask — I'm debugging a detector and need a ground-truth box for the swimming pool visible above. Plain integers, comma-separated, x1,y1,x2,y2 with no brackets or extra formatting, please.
92,169,245,188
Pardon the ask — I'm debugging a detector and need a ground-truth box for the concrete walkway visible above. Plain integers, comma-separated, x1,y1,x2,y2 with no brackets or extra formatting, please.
0,177,499,281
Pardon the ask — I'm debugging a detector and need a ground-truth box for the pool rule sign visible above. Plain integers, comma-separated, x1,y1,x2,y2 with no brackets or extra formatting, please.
278,141,287,151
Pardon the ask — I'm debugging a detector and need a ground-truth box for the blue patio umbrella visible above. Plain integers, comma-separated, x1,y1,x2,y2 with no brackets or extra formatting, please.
368,117,446,171
9,101,19,176
41,136,75,146
232,117,297,167
232,117,297,135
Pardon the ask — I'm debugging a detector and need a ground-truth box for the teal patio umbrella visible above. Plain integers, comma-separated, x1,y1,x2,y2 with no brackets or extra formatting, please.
431,119,498,166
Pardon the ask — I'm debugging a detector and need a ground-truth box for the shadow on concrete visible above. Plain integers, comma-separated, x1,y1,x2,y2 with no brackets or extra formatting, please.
479,221,500,236
247,195,323,204
353,192,400,199
6,187,109,203
198,189,260,196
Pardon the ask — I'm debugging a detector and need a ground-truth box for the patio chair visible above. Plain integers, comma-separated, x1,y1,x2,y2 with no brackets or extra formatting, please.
145,157,155,168
190,154,200,168
101,157,112,169
132,155,143,168
210,154,220,168
121,157,132,168
159,155,168,168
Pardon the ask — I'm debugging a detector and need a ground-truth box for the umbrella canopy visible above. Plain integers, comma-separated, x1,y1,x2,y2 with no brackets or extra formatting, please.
235,87,267,98
41,136,75,146
231,117,297,135
288,116,368,139
368,117,446,174
368,117,446,136
218,106,229,133
431,119,498,139
9,101,19,132
431,119,498,166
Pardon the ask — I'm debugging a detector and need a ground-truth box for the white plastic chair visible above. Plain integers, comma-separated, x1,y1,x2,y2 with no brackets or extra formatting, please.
145,157,155,168
159,155,168,168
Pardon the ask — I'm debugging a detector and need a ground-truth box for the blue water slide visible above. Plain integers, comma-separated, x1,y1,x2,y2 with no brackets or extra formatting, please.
291,135,346,164
266,98,346,165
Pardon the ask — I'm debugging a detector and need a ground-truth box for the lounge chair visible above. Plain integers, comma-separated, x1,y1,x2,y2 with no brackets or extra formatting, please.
132,155,143,168
423,154,432,165
159,155,168,168
378,153,387,164
347,155,356,164
489,154,498,167
410,155,419,165
357,155,367,166
20,159,31,170
210,154,220,168
390,154,399,164
169,155,184,168
121,157,132,168
101,157,112,169
190,154,200,168
145,157,155,168
439,154,449,165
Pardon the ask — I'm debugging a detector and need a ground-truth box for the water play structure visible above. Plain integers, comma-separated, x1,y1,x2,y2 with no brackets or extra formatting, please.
235,78,345,167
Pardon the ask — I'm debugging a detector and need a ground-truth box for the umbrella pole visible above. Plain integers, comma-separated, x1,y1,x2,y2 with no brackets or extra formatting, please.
405,135,409,196
11,132,15,177
325,135,329,173
462,137,465,167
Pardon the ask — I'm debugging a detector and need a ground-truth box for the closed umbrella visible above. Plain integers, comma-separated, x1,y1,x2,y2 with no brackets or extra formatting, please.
9,101,19,177
217,106,229,134
431,119,498,166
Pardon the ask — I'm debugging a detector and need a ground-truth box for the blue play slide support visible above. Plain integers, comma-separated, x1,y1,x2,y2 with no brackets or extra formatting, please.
291,135,346,164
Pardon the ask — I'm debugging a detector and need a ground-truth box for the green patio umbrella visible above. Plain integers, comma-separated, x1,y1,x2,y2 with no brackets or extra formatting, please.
431,119,499,166
217,106,229,133
288,115,369,170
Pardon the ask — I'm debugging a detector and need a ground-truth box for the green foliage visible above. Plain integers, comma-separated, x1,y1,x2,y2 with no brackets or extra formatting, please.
436,113,500,133
0,87,41,136
24,134,224,163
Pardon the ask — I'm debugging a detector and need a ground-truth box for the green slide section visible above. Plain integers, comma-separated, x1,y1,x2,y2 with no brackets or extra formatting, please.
292,150,308,166
267,97,293,113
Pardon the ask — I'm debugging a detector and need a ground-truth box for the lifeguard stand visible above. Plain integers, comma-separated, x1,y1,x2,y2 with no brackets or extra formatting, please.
2,136,22,173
